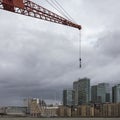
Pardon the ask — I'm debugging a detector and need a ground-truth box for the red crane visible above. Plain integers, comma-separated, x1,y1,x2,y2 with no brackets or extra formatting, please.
0,0,82,67
0,0,81,30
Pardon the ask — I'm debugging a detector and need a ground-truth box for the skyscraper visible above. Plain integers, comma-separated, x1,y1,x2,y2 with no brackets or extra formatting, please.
91,83,110,103
73,78,90,105
63,89,75,106
91,85,97,103
73,81,79,105
112,84,120,103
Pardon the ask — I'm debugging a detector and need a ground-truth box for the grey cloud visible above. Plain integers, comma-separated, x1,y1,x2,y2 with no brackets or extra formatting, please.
0,0,120,105
97,30,120,57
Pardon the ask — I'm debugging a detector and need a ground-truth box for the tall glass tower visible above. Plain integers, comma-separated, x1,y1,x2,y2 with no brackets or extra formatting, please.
73,78,90,105
63,89,75,106
112,84,120,103
91,83,110,103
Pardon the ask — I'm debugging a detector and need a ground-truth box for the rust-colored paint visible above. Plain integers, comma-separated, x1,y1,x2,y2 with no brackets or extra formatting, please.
2,0,14,11
13,0,24,9
3,0,24,9
3,0,13,6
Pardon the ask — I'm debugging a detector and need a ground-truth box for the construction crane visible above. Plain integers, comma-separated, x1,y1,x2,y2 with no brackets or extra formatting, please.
0,0,82,67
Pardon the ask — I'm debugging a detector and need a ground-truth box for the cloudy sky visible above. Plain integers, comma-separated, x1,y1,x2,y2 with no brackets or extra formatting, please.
0,0,120,105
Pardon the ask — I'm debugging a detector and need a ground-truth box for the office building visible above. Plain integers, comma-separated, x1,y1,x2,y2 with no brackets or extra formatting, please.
91,83,110,103
63,90,75,106
73,81,79,105
73,78,90,105
112,84,120,103
91,85,98,103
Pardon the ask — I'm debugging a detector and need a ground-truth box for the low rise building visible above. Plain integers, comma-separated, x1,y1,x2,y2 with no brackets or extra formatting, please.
45,106,58,117
57,103,120,117
5,106,27,116
57,106,71,117
25,98,46,117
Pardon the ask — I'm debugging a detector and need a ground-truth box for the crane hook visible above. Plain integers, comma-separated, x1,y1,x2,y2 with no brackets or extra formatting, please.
79,58,81,68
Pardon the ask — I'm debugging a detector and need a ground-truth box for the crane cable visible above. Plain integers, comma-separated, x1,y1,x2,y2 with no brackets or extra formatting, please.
45,0,72,21
79,30,82,68
45,0,82,68
50,0,76,23
49,0,72,21
46,0,71,21
49,0,81,68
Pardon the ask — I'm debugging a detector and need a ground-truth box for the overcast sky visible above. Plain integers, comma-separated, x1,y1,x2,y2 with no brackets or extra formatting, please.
0,0,120,106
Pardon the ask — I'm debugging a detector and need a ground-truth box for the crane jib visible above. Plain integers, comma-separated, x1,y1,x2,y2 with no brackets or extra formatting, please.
0,0,81,30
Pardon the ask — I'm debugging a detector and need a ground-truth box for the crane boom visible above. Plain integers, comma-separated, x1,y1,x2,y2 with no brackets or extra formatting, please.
0,0,81,30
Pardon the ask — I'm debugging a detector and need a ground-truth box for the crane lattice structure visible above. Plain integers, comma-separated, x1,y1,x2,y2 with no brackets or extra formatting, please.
0,0,81,30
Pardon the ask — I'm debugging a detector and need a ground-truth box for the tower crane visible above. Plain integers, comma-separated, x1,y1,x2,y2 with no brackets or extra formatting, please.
0,0,82,67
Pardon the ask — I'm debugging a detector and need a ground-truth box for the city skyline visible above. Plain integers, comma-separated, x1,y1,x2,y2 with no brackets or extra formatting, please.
63,78,120,106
